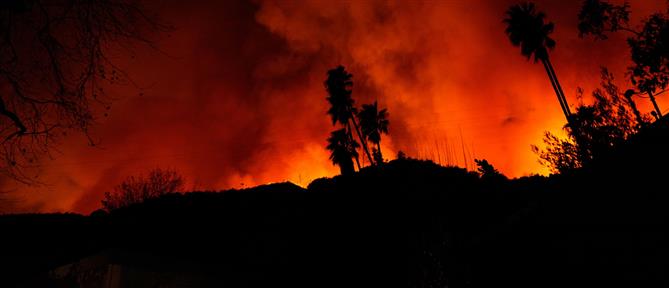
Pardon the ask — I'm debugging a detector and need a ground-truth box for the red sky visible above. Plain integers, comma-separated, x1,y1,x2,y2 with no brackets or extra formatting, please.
2,0,666,213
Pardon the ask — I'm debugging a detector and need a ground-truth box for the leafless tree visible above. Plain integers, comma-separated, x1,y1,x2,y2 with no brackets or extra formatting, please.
0,0,168,183
101,168,184,211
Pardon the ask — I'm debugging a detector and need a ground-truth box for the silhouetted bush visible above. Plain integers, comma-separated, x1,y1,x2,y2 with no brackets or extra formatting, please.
533,68,640,173
101,168,184,211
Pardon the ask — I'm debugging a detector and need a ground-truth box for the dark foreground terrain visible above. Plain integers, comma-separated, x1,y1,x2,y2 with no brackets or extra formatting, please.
2,120,669,287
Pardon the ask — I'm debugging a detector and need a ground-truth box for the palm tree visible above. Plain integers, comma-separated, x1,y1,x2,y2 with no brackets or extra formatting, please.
358,101,389,165
504,2,572,123
326,128,359,175
325,66,374,166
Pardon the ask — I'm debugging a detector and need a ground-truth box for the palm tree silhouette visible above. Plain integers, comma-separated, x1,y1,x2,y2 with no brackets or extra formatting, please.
325,66,374,167
358,101,389,165
504,2,572,123
326,128,359,175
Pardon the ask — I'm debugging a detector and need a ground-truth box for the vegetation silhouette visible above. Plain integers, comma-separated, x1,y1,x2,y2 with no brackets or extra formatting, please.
325,66,374,168
0,0,167,183
533,68,641,173
324,66,391,172
474,158,505,181
530,0,669,174
4,120,669,287
504,2,572,123
623,88,647,128
357,101,390,165
102,168,185,211
579,0,669,118
326,128,358,175
5,1,669,288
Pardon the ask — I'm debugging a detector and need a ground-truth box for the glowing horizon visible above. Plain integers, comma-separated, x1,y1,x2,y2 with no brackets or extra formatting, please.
2,0,666,214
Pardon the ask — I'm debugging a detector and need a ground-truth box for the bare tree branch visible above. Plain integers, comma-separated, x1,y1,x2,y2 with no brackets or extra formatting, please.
0,0,169,183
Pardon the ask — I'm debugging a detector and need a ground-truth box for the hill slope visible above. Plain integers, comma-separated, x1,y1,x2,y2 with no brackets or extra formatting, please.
2,120,669,287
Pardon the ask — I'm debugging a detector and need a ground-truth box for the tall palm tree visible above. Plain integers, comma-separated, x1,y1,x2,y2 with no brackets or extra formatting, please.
326,128,358,175
325,66,374,166
504,2,572,123
358,101,389,165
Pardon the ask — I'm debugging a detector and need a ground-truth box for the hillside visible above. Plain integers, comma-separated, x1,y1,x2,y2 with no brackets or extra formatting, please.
2,119,669,287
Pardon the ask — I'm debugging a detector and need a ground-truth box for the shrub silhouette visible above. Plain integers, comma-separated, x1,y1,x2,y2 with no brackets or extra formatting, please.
475,159,505,180
533,68,640,173
101,168,184,211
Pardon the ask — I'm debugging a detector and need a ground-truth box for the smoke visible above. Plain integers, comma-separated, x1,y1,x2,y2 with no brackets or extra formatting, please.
3,0,666,213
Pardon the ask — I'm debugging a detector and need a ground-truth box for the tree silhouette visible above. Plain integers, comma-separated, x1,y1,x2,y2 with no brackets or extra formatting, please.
504,2,572,123
0,1,167,183
101,168,184,211
627,14,669,118
324,66,374,167
533,69,639,173
532,132,581,173
326,128,358,176
358,101,389,165
577,0,631,39
474,159,506,182
579,0,667,118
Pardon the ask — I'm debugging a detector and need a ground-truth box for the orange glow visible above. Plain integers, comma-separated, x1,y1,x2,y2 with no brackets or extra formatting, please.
3,0,667,213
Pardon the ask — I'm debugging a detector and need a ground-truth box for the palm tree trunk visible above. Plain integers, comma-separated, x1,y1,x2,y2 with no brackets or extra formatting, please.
545,58,572,116
540,57,570,122
648,90,662,120
377,142,383,164
542,57,590,157
350,117,375,166
346,122,361,171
